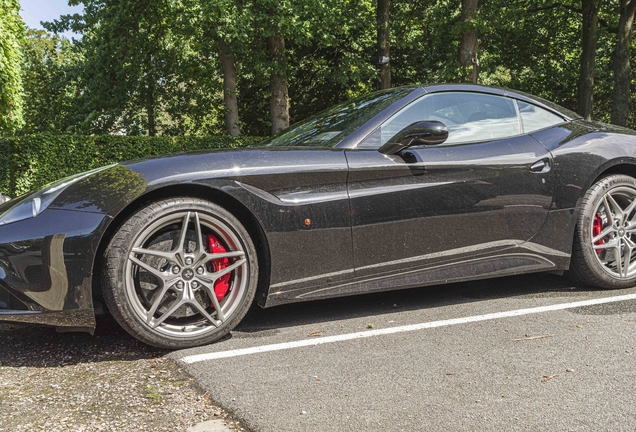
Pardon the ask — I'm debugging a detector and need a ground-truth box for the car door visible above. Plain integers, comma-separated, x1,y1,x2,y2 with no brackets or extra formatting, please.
346,91,557,279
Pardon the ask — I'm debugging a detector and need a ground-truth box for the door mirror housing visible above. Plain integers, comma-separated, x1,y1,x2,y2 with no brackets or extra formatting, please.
378,121,448,155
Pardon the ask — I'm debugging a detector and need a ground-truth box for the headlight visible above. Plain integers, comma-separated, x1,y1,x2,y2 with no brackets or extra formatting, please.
0,164,116,226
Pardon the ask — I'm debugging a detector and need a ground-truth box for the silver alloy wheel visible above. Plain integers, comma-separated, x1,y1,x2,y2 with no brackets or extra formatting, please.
591,185,636,278
125,210,248,338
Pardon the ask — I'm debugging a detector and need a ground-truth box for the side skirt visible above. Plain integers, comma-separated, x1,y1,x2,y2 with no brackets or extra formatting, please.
0,308,95,332
265,251,566,307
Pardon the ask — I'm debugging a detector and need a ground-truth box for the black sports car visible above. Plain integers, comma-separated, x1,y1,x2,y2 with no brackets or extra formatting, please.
2,84,636,348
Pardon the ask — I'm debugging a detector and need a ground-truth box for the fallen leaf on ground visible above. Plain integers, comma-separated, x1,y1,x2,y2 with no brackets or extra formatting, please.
541,374,559,382
512,333,556,342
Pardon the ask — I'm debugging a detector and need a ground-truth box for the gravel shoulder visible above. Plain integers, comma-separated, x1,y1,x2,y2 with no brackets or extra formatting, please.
0,315,244,432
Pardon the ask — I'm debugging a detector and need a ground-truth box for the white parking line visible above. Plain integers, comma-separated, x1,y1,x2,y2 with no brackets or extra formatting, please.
180,292,636,364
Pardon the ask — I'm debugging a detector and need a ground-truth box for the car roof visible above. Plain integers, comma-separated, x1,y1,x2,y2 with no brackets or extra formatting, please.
420,83,582,121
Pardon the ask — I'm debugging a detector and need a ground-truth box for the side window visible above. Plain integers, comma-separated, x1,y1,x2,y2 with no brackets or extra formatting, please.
360,92,522,148
518,101,565,133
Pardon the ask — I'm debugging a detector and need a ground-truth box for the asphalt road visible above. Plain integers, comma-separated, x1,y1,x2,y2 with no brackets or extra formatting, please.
171,273,636,432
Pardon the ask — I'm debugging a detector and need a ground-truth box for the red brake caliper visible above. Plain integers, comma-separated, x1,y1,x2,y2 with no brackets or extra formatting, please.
207,234,231,303
592,214,604,255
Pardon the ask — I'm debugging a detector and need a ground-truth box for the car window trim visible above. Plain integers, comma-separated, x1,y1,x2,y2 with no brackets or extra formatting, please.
336,87,427,149
513,99,523,133
353,91,570,150
516,99,568,135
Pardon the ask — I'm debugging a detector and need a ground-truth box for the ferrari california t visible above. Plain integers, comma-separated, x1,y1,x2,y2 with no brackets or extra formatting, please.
1,84,636,348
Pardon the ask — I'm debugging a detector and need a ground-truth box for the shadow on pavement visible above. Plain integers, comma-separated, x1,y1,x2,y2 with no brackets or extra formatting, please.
0,273,620,367
235,273,601,333
0,314,167,368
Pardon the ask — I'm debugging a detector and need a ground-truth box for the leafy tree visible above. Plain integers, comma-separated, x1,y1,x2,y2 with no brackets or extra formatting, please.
0,0,25,134
198,0,252,136
48,0,223,136
473,1,582,111
611,0,636,126
248,0,294,134
238,0,378,135
390,1,463,86
20,29,80,133
16,0,636,136
287,0,377,120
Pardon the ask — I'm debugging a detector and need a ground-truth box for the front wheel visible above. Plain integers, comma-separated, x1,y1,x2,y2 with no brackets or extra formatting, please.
102,197,258,349
570,174,636,288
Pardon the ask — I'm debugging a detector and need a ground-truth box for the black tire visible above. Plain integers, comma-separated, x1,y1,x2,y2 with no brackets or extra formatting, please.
102,197,258,349
569,174,636,288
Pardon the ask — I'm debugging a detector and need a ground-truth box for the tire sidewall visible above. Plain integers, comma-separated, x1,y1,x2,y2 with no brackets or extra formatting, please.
576,174,636,288
102,198,258,349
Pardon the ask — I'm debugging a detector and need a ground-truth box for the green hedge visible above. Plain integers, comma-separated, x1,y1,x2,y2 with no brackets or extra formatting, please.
0,134,264,197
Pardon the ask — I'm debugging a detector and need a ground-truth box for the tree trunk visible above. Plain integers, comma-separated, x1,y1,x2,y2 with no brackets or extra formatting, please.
146,84,156,136
578,0,599,120
459,0,479,84
218,38,241,136
145,51,156,136
267,34,289,135
376,0,391,89
611,0,636,126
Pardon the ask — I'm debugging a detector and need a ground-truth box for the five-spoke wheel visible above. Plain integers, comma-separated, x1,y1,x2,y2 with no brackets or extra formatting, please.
570,174,636,288
102,198,258,349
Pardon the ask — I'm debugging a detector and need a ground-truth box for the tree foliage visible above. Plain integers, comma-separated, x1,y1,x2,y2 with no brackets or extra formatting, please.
46,0,224,136
10,0,636,137
20,29,80,133
0,0,25,134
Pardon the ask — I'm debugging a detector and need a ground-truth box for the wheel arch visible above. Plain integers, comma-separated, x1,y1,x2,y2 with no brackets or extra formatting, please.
539,161,636,269
563,161,636,249
589,161,636,188
572,160,636,217
571,161,636,232
92,183,271,310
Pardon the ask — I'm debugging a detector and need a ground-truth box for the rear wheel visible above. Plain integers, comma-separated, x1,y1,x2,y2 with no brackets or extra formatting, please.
570,174,636,288
102,197,258,349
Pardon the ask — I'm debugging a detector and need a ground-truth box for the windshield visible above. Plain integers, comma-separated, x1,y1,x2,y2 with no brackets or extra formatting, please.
261,87,415,148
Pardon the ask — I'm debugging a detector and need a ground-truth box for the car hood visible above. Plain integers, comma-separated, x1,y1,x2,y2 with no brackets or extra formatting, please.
122,146,342,185
44,146,347,215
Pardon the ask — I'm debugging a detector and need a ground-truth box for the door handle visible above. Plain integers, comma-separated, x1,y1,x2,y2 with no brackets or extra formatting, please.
529,158,550,173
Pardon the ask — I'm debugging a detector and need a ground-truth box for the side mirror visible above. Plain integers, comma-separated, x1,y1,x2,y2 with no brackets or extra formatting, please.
378,120,448,155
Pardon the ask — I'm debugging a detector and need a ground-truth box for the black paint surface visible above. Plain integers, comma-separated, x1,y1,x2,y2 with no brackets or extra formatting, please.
1,84,635,331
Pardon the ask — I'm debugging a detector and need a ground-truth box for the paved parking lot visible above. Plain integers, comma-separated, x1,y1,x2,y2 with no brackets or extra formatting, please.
172,273,636,431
